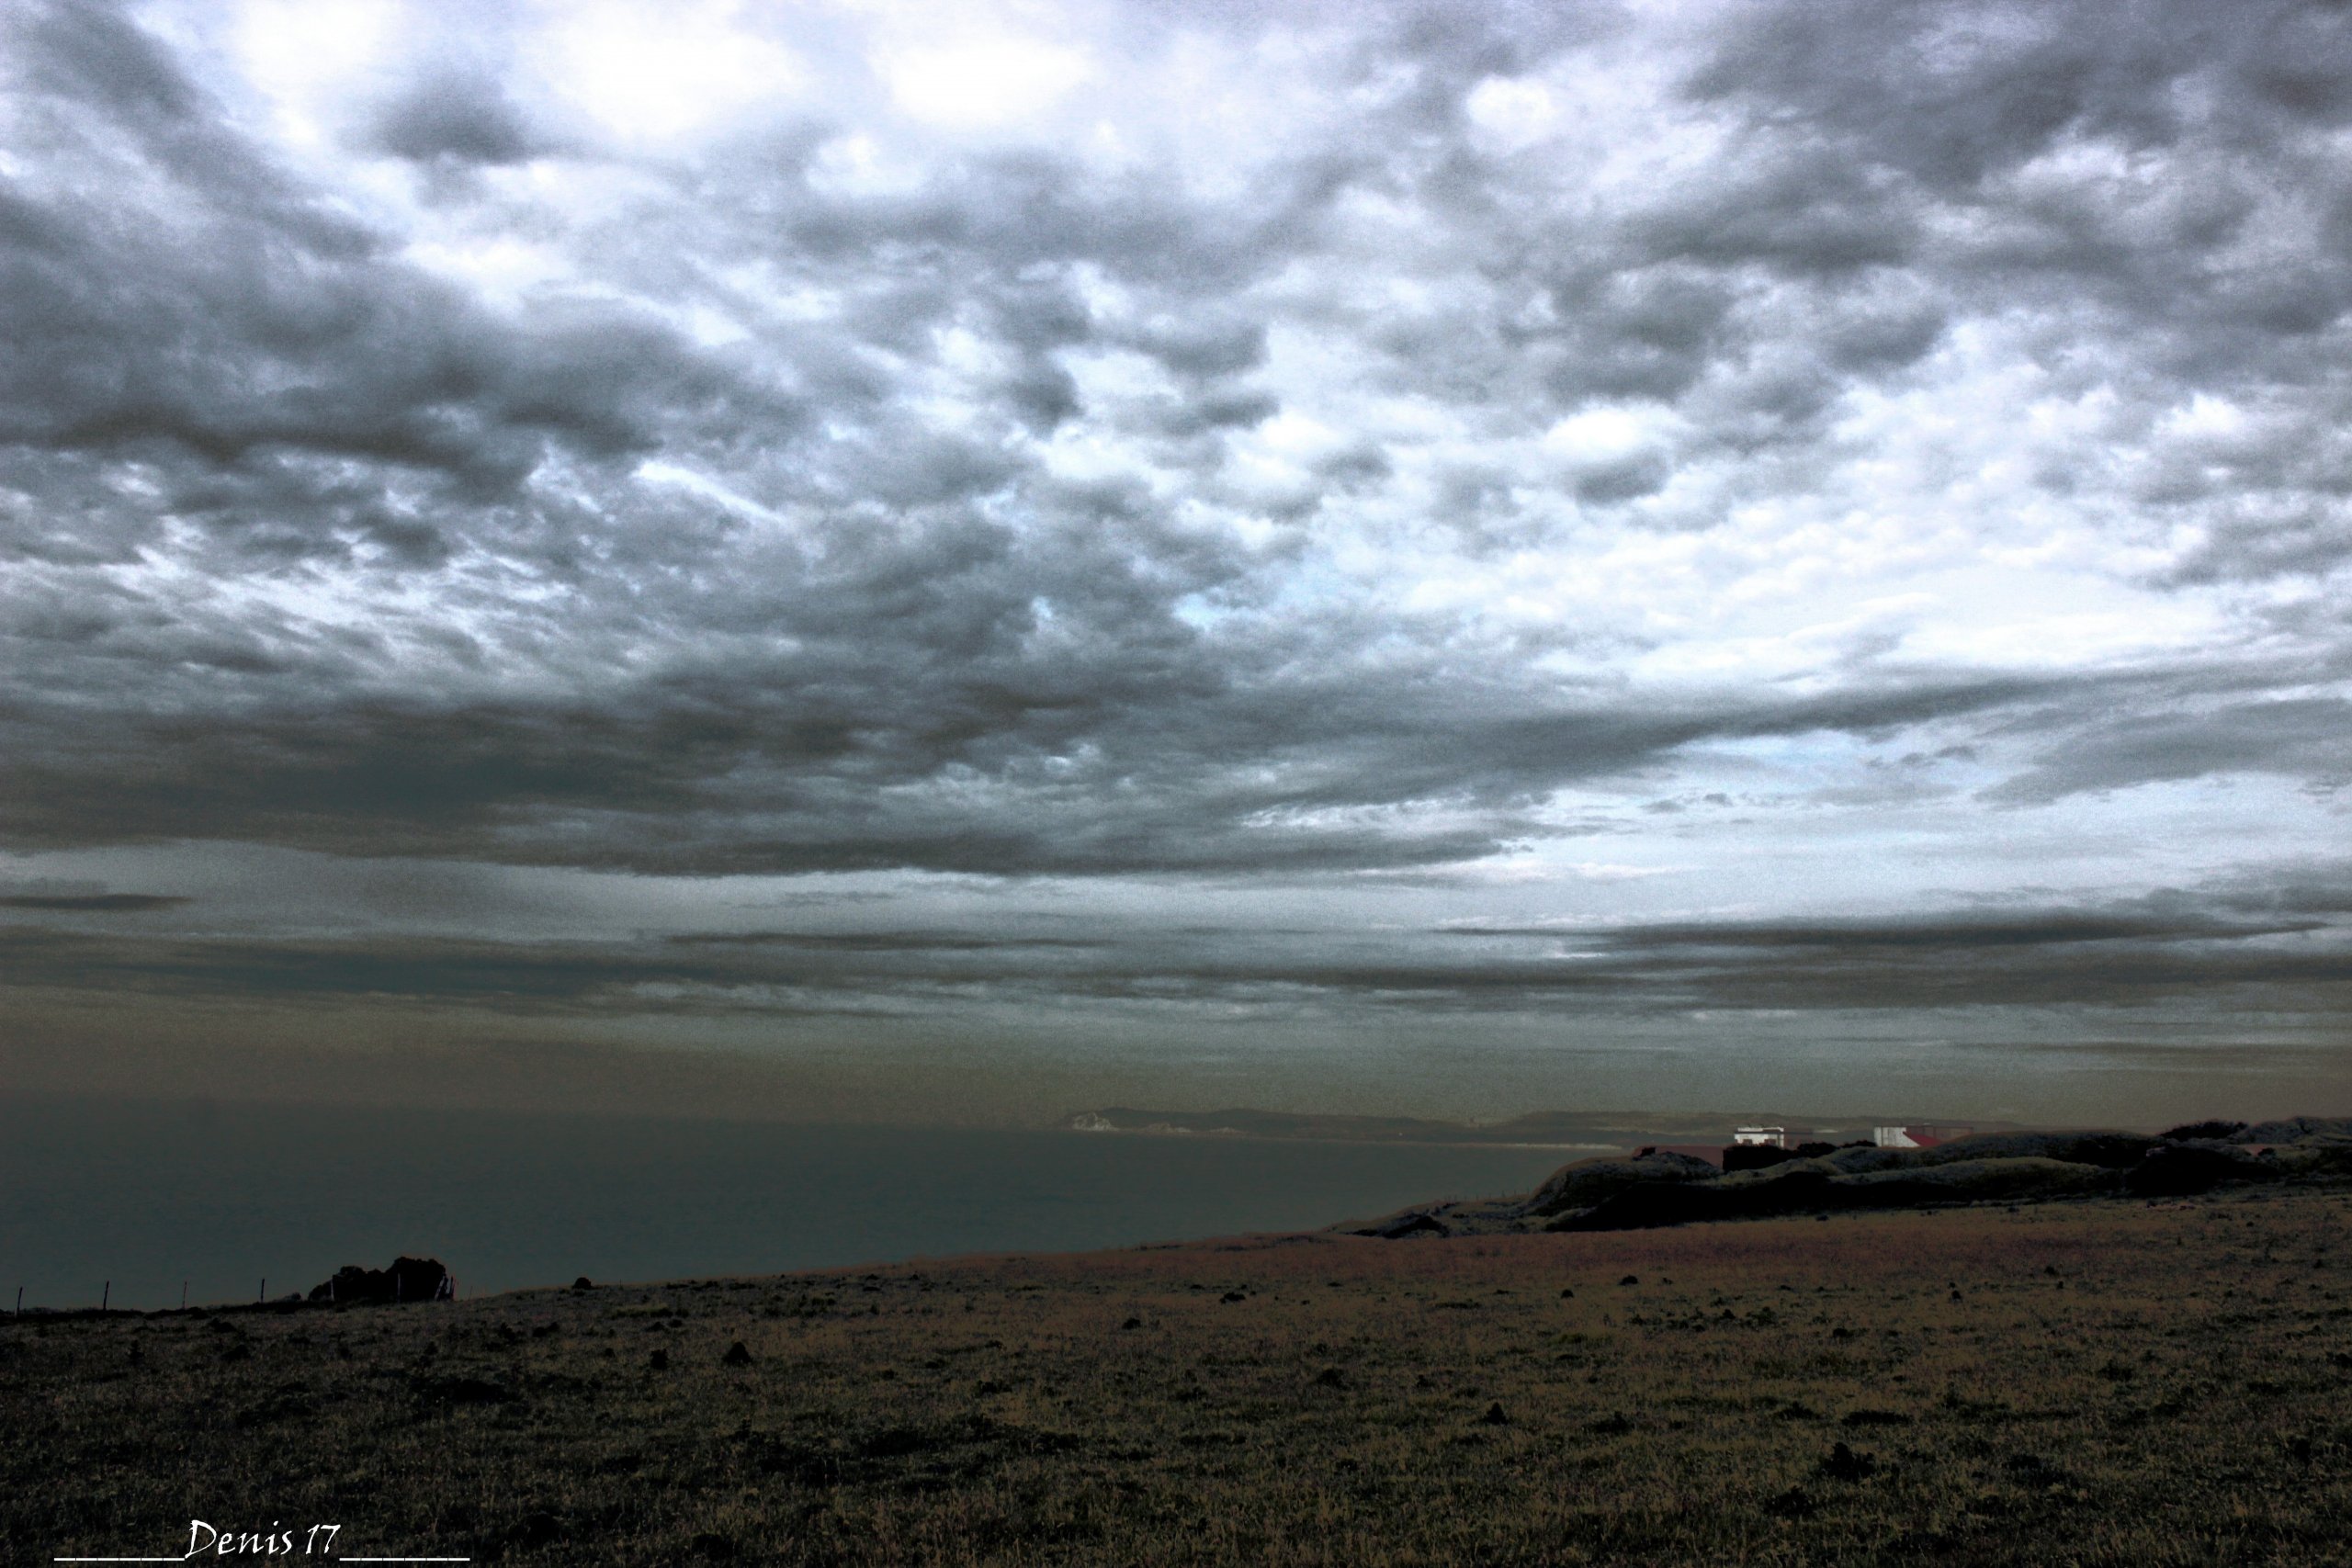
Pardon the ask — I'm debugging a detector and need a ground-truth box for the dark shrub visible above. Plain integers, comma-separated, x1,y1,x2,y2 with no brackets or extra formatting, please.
1842,1409,1913,1428
1819,1441,1879,1481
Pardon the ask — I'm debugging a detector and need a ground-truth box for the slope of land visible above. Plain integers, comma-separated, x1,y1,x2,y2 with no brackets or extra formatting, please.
7,1189,2352,1564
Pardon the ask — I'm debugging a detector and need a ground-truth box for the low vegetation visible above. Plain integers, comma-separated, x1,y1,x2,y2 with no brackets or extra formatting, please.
7,1186,2352,1563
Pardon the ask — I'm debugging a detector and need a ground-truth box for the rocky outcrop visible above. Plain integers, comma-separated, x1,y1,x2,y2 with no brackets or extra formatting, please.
1342,1115,2352,1240
1815,1132,2159,1175
1550,1156,2126,1232
309,1257,450,1304
2243,1116,2352,1145
1524,1150,1719,1217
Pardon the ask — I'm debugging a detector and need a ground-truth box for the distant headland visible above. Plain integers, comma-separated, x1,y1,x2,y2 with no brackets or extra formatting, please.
1062,1106,2024,1148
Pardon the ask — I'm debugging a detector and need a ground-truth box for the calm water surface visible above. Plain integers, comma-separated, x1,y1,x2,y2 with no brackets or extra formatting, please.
0,1097,1586,1310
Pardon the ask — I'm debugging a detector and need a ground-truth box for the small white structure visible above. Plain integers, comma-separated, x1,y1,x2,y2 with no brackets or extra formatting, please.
1733,1126,1787,1147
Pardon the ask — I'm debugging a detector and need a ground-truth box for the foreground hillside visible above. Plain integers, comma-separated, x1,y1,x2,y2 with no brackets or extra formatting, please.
7,1189,2352,1565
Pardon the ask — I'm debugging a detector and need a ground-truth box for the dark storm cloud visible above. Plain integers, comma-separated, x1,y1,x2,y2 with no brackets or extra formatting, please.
0,654,2086,873
5,883,2346,1020
1422,899,2352,1014
0,3,780,536
1984,696,2352,805
367,68,551,166
3,0,2349,905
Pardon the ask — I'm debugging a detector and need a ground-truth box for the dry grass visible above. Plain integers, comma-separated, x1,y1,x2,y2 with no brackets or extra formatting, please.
7,1187,2352,1564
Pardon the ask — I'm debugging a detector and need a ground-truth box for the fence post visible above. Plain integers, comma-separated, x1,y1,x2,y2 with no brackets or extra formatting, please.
181,1281,187,1312
101,1281,109,1313
259,1279,266,1303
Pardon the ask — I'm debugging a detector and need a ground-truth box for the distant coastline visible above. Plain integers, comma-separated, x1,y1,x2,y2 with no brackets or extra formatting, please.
1062,1105,2019,1149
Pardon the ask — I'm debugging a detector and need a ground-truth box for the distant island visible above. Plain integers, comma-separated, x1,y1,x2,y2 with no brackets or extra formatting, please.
1063,1105,2020,1148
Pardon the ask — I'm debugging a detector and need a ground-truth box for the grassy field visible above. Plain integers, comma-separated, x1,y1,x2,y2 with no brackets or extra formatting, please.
6,1186,2351,1565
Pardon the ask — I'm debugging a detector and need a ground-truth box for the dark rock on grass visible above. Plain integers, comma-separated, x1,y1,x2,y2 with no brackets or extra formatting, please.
1587,1412,1634,1435
1310,1367,1347,1389
571,1276,594,1292
1618,1275,1639,1286
648,1348,670,1371
720,1341,752,1366
1120,1316,1143,1330
1841,1409,1913,1428
1818,1441,1879,1482
506,1511,561,1549
2126,1144,2282,1196
1763,1485,1817,1519
690,1533,736,1561
1478,1402,1510,1425
1219,1291,1248,1303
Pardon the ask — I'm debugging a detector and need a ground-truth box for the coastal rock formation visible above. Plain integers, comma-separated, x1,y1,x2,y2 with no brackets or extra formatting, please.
1344,1117,2352,1239
1524,1149,1720,1217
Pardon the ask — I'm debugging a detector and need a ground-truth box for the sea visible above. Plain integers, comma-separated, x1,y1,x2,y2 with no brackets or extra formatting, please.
0,1097,1590,1312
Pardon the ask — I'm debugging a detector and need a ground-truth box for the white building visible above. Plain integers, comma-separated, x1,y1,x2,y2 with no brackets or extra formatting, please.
1732,1126,1786,1147
1874,1124,1972,1148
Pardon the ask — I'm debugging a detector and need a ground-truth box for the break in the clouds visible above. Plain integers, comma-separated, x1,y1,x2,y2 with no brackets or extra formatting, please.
2,0,2348,1122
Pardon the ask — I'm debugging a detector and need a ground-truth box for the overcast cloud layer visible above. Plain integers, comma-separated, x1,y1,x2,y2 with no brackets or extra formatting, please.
3,0,2348,1124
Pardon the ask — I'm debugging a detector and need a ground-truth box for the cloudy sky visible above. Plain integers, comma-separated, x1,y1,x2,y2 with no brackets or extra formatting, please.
3,0,2348,1127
